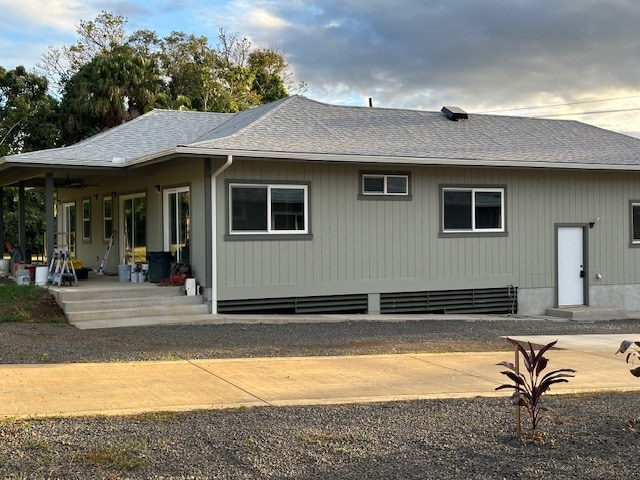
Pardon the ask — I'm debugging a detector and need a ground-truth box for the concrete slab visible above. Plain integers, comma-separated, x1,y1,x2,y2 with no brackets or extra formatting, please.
2,334,640,419
506,333,640,352
0,361,266,417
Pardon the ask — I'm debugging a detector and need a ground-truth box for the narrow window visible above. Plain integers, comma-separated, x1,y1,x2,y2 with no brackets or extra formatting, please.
103,196,113,240
230,183,308,234
442,187,505,233
632,202,640,244
82,198,91,241
362,174,409,196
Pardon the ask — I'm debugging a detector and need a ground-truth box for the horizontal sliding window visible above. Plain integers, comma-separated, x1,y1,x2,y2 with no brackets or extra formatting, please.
362,174,409,196
442,187,504,233
230,183,308,234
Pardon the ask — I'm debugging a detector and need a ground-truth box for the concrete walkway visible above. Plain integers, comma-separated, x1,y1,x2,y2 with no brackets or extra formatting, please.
1,334,639,418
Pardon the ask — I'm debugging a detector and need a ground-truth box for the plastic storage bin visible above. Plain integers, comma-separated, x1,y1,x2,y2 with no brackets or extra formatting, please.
146,252,172,283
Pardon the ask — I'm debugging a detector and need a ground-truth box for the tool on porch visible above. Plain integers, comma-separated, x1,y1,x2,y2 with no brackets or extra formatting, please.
98,231,116,275
48,248,78,286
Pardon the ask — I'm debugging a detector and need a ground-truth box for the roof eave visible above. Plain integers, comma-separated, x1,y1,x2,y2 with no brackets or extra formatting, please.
174,146,640,171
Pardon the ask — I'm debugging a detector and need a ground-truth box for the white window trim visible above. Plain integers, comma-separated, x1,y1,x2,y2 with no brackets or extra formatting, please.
362,174,409,196
442,187,505,233
81,198,91,241
631,201,640,244
229,183,309,235
103,195,113,241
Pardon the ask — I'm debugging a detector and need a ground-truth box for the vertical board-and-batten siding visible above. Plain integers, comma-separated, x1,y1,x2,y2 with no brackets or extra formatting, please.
216,160,640,301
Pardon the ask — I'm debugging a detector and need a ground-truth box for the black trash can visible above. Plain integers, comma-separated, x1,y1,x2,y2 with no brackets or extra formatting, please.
146,251,172,283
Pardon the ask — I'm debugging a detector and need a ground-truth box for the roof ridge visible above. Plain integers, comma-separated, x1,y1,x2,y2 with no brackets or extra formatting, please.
190,96,300,144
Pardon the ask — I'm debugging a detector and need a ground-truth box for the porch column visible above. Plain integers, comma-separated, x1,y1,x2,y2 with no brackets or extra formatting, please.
18,181,26,258
45,173,55,262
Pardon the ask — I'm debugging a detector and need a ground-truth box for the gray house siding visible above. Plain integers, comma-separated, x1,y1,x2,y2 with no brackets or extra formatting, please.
215,160,640,315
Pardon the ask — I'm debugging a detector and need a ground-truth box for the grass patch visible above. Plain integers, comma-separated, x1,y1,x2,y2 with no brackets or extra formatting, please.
83,438,147,472
0,285,66,323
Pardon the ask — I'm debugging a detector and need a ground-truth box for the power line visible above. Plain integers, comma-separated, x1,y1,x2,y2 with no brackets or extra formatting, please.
535,106,640,118
479,94,640,114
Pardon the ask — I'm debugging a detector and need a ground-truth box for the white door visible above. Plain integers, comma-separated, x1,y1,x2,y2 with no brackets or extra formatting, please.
557,226,585,306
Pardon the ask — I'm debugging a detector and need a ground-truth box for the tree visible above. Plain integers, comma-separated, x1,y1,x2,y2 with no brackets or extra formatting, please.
59,46,163,143
0,66,60,156
248,48,289,103
39,11,128,94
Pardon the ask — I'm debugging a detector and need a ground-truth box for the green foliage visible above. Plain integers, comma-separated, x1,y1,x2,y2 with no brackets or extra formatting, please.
83,442,144,471
0,66,60,156
0,285,66,324
2,187,47,255
60,46,163,144
616,340,640,377
496,338,576,437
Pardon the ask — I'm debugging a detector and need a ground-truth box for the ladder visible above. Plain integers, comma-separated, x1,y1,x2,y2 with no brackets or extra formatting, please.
98,231,116,275
48,248,78,287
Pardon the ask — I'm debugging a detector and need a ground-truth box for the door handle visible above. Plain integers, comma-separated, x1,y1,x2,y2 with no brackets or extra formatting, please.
580,270,585,278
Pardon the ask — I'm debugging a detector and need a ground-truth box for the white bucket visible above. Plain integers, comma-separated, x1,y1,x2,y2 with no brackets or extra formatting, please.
16,275,30,286
131,271,139,283
0,259,9,275
35,266,48,286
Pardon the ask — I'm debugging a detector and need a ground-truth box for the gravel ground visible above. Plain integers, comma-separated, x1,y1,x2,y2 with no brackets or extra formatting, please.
1,317,640,478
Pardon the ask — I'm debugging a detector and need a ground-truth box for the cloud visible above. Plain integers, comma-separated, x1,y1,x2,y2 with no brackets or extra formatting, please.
0,0,96,32
208,0,640,135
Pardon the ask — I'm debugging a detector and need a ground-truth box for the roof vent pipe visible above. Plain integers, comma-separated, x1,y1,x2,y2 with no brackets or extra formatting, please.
441,106,468,121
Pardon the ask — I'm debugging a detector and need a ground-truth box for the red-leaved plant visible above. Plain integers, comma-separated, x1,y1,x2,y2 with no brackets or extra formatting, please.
616,340,640,377
496,338,576,438
615,340,640,434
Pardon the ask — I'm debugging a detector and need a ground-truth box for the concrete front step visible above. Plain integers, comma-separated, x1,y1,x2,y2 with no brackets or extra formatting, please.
545,306,627,321
67,303,210,323
63,295,205,313
72,313,220,329
54,285,185,303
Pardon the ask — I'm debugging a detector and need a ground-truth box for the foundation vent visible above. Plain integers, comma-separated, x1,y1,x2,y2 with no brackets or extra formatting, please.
380,287,517,314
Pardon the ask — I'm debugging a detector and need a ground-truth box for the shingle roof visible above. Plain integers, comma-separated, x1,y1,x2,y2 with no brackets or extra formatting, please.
4,95,640,170
3,109,232,166
186,96,640,167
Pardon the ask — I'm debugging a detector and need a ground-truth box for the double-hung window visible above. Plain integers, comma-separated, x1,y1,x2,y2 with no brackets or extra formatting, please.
229,183,309,234
82,198,91,241
362,173,409,196
442,187,505,233
631,201,640,245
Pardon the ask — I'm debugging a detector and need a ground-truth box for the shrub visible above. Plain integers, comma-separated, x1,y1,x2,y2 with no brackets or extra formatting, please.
616,340,640,377
496,338,576,438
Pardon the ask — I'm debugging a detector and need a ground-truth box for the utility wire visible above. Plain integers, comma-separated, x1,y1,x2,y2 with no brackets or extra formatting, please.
535,106,640,118
479,94,640,114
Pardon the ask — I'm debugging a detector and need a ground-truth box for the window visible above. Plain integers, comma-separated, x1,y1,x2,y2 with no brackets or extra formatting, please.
82,198,91,241
362,174,409,196
442,187,505,233
103,196,113,241
229,183,309,234
632,202,640,244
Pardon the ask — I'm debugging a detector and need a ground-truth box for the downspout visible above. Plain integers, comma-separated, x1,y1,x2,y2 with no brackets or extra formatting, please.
210,155,233,314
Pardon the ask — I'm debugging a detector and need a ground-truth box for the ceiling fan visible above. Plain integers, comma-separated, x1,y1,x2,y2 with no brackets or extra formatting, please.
59,174,99,188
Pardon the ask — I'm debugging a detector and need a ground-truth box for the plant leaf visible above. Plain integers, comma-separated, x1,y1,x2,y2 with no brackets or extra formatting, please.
617,340,640,354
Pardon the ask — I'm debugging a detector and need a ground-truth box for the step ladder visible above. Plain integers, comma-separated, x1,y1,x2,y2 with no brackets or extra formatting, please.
48,248,78,287
98,231,116,275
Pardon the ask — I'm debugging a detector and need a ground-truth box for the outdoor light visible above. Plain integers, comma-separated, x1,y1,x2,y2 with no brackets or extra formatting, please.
154,184,161,193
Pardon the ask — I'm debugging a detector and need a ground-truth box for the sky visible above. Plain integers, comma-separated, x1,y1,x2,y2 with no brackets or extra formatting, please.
2,0,640,137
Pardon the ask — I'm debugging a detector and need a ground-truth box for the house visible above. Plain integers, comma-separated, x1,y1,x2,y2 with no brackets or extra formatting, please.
3,95,640,318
